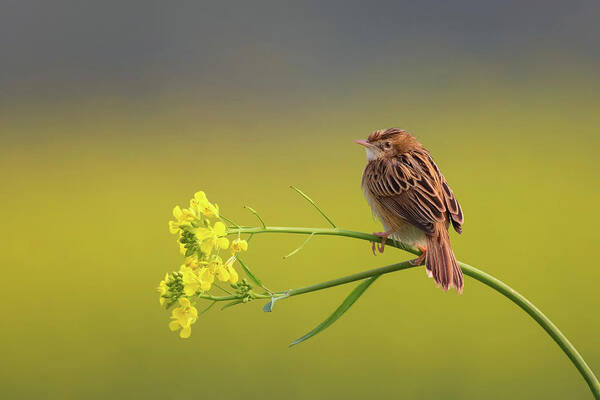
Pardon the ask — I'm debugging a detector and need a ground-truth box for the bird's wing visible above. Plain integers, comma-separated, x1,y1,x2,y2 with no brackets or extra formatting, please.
440,173,463,233
364,151,462,235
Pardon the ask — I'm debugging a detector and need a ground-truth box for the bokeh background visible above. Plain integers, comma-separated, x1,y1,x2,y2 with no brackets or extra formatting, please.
2,1,599,399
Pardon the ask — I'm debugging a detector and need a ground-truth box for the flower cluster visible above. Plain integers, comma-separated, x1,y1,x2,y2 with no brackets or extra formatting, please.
157,191,249,338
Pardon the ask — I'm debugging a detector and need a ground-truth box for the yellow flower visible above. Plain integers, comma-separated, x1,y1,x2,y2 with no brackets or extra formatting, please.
224,257,239,284
180,265,201,296
191,191,219,218
215,262,230,282
195,255,230,290
184,254,200,269
195,221,229,256
157,273,169,306
230,238,248,254
199,266,215,291
169,298,198,338
169,205,198,234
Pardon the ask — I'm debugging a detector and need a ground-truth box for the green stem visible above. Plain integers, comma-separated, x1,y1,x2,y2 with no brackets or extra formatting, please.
284,232,315,259
289,186,337,228
229,226,419,254
198,292,271,302
244,206,266,228
226,225,600,399
460,264,600,399
285,260,416,297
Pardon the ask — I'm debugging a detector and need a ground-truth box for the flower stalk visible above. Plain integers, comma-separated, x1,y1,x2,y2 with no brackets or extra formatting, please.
157,190,599,399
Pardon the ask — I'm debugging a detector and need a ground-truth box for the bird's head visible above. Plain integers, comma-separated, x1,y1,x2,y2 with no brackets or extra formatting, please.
354,128,421,160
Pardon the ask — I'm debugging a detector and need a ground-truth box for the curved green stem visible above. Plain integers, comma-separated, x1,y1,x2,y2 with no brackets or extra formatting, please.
226,225,600,399
459,263,599,399
243,206,266,228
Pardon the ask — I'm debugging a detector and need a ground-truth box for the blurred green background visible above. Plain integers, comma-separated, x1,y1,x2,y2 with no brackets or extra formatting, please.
1,1,599,399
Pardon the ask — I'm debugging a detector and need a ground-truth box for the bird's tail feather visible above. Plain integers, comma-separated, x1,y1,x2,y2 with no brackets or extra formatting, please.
425,229,463,293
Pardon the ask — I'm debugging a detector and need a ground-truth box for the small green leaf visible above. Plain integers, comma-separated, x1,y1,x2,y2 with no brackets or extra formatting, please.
263,299,275,312
263,291,290,312
290,275,380,347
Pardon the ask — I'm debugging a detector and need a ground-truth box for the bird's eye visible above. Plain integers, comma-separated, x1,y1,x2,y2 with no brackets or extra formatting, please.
384,141,392,149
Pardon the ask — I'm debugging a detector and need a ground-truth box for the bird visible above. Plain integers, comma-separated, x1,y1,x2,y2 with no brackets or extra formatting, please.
355,128,464,292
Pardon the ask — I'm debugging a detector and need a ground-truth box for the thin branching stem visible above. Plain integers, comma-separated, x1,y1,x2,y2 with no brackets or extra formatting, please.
289,186,337,228
224,225,600,399
284,232,315,259
244,206,266,228
213,283,233,295
219,214,240,228
236,256,273,294
198,300,218,316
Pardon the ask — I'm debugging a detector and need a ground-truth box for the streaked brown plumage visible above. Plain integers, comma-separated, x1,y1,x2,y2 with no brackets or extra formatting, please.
356,128,464,292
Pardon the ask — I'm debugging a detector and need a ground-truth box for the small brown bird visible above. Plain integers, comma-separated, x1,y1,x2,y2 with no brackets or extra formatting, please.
356,128,464,292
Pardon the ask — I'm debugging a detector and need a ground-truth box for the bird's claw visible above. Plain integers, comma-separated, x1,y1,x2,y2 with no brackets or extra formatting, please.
409,246,427,266
409,257,422,266
371,231,391,255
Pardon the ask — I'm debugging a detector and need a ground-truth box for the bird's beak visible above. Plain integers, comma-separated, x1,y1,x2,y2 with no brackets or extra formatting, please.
354,139,372,148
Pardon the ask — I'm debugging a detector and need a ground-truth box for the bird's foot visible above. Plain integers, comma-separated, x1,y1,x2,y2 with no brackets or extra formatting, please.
372,231,393,255
409,246,427,266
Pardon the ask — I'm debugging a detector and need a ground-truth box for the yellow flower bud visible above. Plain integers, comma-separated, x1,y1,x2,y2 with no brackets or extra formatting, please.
230,238,248,254
157,273,169,305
